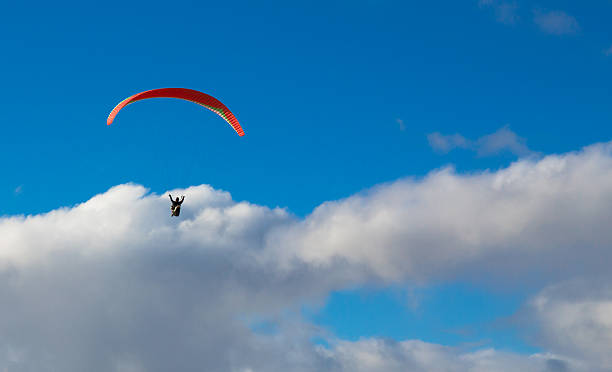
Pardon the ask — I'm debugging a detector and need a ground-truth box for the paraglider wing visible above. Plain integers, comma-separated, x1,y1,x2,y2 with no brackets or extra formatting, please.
107,88,244,136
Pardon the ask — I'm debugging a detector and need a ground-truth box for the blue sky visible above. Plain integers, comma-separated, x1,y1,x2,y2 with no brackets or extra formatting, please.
1,1,612,370
3,0,611,216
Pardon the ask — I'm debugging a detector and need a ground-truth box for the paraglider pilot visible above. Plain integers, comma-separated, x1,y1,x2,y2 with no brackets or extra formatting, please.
169,194,185,217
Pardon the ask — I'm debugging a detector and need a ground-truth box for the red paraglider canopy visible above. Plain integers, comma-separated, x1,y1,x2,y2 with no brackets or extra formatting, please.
107,88,244,136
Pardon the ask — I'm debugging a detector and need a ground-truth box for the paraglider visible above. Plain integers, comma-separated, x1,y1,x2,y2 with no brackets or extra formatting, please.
108,88,244,217
169,194,185,217
107,88,244,136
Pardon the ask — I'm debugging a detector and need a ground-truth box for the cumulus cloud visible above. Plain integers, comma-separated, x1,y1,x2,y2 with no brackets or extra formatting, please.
525,280,612,371
533,10,580,35
0,184,305,371
4,142,612,369
427,126,535,157
321,339,576,372
272,142,612,286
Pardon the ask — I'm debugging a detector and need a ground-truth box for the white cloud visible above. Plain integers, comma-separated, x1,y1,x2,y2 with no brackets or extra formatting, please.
427,132,470,153
322,339,578,372
533,10,580,35
4,142,612,369
478,0,519,25
0,184,308,371
494,2,519,24
396,119,406,131
526,280,612,371
427,126,535,157
272,142,612,285
475,126,533,157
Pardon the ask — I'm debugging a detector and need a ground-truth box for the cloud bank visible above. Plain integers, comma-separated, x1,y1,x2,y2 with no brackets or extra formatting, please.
3,142,612,370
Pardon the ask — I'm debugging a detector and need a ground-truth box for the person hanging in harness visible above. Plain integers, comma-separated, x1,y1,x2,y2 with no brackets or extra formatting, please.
169,194,185,217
